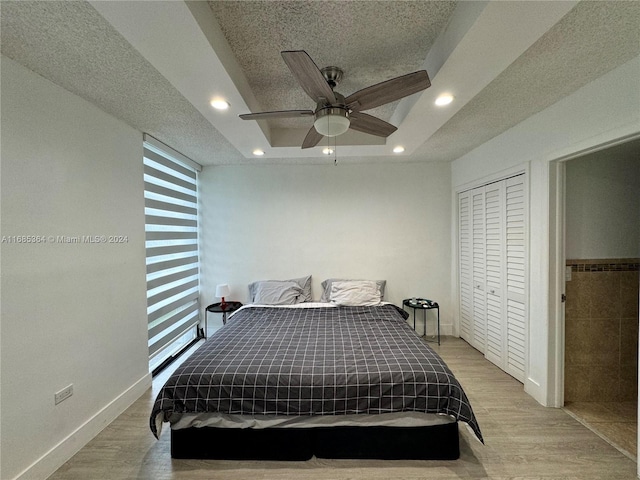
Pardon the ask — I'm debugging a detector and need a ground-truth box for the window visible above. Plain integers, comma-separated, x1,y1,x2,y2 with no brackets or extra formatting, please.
143,135,202,372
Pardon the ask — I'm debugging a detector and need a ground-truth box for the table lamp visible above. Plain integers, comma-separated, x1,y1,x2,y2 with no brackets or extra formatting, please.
216,284,230,308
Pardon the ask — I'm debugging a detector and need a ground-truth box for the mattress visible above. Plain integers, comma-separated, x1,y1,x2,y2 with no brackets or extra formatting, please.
169,410,456,430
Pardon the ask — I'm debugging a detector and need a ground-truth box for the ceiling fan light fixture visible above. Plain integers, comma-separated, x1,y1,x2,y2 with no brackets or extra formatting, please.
393,146,405,153
314,107,350,137
322,147,334,155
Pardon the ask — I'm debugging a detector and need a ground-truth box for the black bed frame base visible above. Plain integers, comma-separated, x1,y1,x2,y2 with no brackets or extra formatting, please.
171,423,460,461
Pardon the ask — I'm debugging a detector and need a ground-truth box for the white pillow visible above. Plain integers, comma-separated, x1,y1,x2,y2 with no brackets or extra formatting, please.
320,278,386,303
329,280,381,306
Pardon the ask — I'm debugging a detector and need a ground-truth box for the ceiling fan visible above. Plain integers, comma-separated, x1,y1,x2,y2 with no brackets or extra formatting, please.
239,50,431,149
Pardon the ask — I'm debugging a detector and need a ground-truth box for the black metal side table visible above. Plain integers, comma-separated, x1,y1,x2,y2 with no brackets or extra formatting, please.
402,298,440,345
204,301,243,337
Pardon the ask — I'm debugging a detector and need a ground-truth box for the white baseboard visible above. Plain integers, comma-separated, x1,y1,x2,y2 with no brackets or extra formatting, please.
13,373,151,480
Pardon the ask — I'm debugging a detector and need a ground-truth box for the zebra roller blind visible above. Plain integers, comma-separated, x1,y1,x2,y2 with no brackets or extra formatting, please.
143,137,201,362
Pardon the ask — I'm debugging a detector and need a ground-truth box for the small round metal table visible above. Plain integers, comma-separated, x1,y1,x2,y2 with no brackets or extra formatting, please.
204,301,243,337
402,298,440,345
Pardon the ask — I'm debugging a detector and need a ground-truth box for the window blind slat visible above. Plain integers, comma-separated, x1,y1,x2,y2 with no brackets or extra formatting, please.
144,147,196,180
144,164,197,192
145,231,198,241
144,181,196,204
145,215,197,228
146,243,198,258
145,199,197,216
147,278,198,309
146,255,198,274
147,267,199,291
149,312,199,356
147,289,199,324
148,302,199,340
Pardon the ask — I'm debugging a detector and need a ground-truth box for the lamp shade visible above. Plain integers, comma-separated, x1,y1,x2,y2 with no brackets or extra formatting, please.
215,284,230,298
314,107,350,137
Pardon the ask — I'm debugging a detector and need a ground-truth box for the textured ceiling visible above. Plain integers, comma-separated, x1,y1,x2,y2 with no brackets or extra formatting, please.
208,1,457,130
0,0,244,165
1,1,639,166
416,0,640,162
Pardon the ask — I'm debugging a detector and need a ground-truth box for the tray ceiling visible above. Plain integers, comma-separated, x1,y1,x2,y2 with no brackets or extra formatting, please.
208,1,457,130
1,1,639,165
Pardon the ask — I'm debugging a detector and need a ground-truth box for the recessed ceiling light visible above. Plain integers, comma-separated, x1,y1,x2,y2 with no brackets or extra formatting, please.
252,149,265,156
210,99,230,110
435,94,454,106
393,146,405,153
322,148,334,155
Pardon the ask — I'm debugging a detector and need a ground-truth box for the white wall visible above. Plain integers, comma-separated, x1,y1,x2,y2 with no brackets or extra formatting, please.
0,57,150,480
200,162,452,333
565,144,640,259
451,55,640,407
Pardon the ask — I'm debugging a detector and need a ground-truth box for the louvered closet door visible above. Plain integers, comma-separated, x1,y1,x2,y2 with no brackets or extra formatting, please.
458,191,473,342
484,182,506,368
471,189,486,353
457,174,527,383
505,175,527,382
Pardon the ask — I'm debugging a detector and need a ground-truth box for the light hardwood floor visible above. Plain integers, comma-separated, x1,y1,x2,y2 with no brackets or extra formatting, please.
49,337,638,479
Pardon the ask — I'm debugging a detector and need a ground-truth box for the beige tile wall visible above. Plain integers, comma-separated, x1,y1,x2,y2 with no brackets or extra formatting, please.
565,259,639,402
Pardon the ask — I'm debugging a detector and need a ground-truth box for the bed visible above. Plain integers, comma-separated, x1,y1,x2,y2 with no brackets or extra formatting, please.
151,298,483,460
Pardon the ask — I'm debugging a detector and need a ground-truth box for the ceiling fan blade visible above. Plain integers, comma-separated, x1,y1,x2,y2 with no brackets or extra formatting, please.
349,112,397,137
301,125,324,149
346,70,430,112
240,110,314,120
281,50,336,105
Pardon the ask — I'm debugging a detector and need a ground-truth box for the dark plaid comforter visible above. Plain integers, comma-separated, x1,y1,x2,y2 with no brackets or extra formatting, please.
151,304,483,442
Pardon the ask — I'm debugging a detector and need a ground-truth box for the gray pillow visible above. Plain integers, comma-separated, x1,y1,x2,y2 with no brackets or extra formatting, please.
320,278,386,303
249,275,312,303
252,280,303,305
292,275,313,302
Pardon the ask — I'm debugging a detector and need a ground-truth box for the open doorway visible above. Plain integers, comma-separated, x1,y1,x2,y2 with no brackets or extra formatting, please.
562,138,640,458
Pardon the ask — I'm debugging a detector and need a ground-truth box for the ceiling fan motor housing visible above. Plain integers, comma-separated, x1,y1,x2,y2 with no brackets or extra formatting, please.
320,66,344,88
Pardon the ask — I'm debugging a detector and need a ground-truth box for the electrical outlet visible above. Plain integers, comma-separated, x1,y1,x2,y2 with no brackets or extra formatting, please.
54,384,73,405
